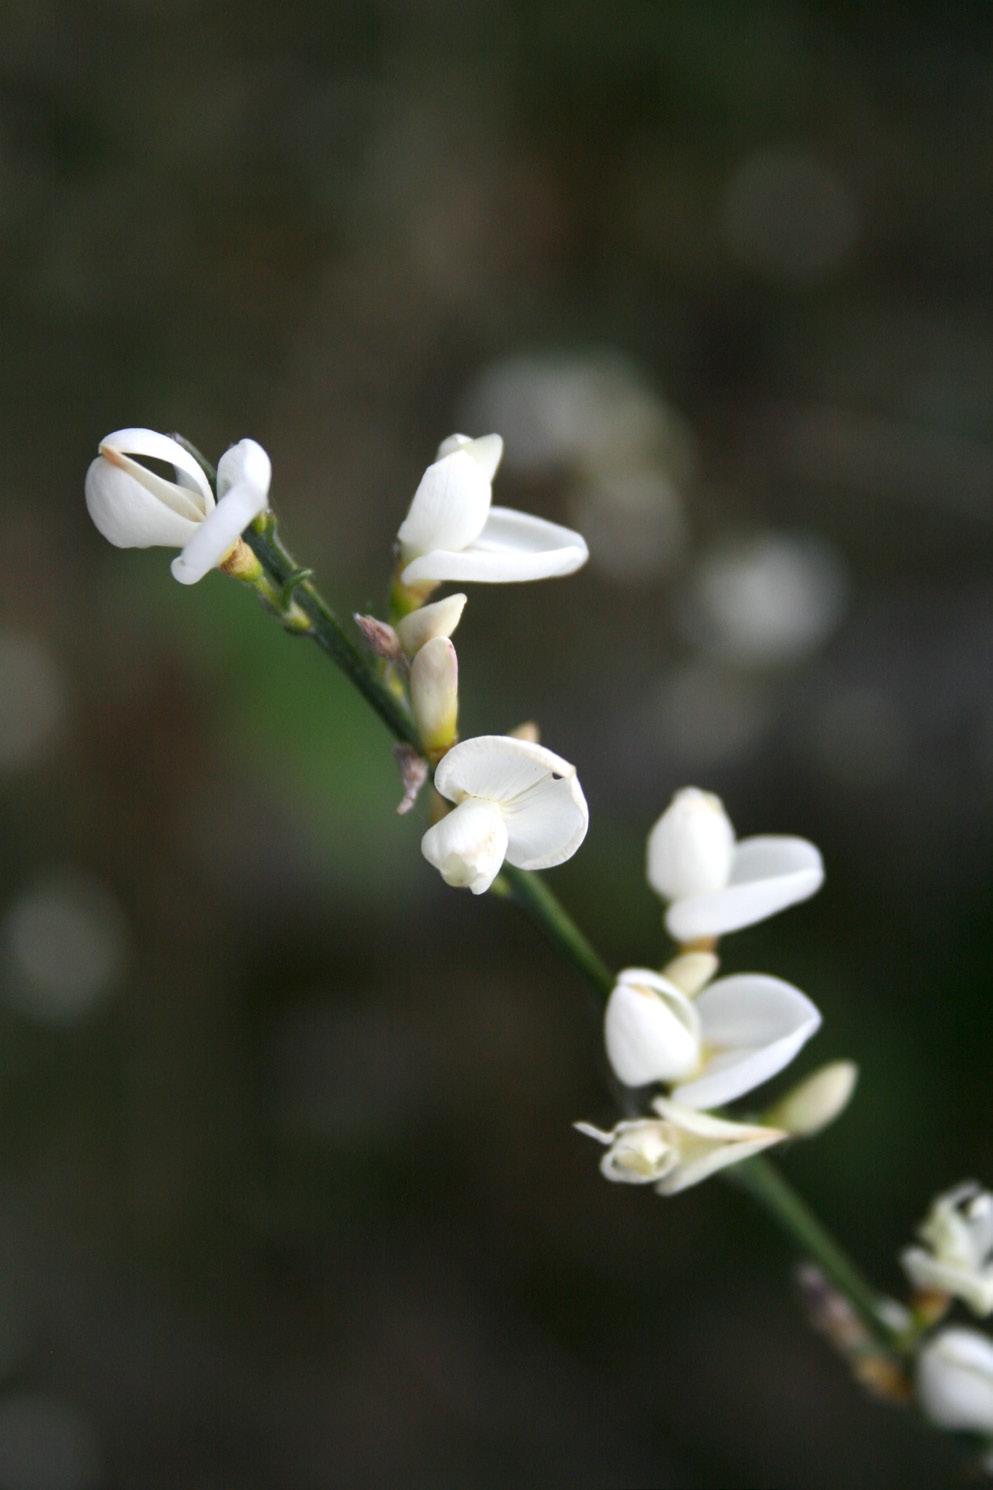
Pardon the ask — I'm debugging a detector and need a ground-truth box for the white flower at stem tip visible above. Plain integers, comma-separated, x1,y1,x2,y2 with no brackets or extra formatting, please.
603,966,821,1107
421,734,588,895
764,1060,858,1137
647,787,824,942
410,636,459,756
902,1183,993,1318
575,1097,785,1196
916,1327,993,1434
397,433,588,590
85,429,271,585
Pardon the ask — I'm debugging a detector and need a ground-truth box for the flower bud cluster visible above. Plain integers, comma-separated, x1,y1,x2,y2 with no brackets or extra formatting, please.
578,788,856,1196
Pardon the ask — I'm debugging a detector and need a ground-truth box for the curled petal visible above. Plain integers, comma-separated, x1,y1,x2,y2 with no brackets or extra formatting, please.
171,480,269,585
436,432,504,480
396,593,467,657
99,428,213,514
916,1328,993,1433
650,1099,786,1195
604,969,701,1088
86,458,202,549
672,974,821,1110
217,438,272,503
402,506,588,586
665,834,824,942
573,1119,678,1185
647,788,735,901
421,799,509,895
502,770,588,870
398,451,492,563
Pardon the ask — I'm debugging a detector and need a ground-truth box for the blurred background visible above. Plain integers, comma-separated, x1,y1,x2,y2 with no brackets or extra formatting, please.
2,2,992,1485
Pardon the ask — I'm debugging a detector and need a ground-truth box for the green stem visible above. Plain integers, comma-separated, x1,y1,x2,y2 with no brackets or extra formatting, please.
242,523,421,749
237,509,903,1361
731,1152,905,1354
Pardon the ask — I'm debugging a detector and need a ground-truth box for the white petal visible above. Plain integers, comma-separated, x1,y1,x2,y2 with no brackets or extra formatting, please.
917,1328,993,1432
665,834,824,941
420,799,509,894
170,480,269,586
647,788,735,901
672,974,821,1110
402,505,588,586
216,438,272,504
436,432,504,480
396,593,467,657
502,770,589,870
650,1098,785,1195
397,451,492,562
603,969,701,1087
409,637,459,752
99,428,213,514
85,459,201,549
434,735,572,808
901,1250,993,1317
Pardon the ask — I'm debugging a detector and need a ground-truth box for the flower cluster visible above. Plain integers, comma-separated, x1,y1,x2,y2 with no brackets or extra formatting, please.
577,788,855,1195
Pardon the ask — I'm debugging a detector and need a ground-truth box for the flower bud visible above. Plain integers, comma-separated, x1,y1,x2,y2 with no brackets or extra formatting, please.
916,1328,993,1433
396,593,467,657
410,636,459,755
766,1060,858,1137
662,950,719,998
647,788,735,901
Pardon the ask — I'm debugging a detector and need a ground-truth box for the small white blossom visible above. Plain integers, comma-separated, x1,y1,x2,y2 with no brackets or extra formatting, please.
647,787,823,942
916,1327,993,1434
766,1060,858,1137
397,434,588,589
421,735,588,895
85,430,270,585
576,1097,785,1196
902,1183,993,1317
396,593,467,657
604,966,821,1107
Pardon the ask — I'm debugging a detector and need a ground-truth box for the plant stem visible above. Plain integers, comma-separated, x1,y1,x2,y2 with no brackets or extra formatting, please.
241,514,903,1359
731,1152,905,1354
242,523,420,748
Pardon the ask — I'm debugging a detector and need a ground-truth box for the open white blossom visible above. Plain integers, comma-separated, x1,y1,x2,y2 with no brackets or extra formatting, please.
85,429,271,585
604,966,821,1108
916,1327,993,1434
576,1097,785,1196
647,787,824,942
421,735,588,895
397,434,588,589
902,1183,993,1317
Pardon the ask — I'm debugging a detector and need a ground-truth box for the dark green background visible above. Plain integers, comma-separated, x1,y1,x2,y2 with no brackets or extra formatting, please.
2,3,992,1485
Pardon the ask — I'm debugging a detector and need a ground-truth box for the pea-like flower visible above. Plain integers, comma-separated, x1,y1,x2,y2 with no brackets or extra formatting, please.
575,1097,785,1196
85,429,270,585
603,966,821,1108
421,734,588,895
397,434,588,590
647,787,824,943
902,1183,993,1317
916,1327,993,1435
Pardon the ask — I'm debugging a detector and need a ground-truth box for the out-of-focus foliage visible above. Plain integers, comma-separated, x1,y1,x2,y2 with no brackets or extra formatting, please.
1,3,992,1485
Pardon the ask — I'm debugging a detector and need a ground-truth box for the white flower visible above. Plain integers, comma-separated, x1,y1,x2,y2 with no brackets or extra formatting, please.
576,1097,785,1196
603,966,821,1107
397,434,588,589
647,787,824,942
916,1327,993,1434
902,1184,993,1317
765,1060,858,1137
421,734,588,895
85,429,270,585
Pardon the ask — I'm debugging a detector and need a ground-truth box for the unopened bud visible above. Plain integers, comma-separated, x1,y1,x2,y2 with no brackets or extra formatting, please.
766,1061,858,1137
396,593,467,657
354,613,403,662
394,744,429,816
410,636,459,756
662,950,718,998
508,720,540,743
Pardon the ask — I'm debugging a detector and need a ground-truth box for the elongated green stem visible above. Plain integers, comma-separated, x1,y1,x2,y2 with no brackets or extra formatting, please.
243,523,421,748
730,1152,905,1353
238,512,905,1362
